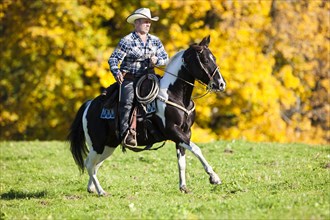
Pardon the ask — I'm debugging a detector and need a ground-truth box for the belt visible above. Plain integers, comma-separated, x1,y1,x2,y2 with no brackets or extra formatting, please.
123,72,144,81
122,68,155,81
123,72,135,81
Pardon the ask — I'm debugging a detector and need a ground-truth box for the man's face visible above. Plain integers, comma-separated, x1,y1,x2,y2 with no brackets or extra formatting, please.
135,18,151,34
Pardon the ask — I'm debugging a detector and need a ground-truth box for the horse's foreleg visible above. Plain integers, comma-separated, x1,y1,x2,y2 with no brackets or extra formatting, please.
176,146,189,193
179,141,221,185
85,147,115,196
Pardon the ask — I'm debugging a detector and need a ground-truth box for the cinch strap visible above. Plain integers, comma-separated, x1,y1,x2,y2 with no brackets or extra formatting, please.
157,95,195,115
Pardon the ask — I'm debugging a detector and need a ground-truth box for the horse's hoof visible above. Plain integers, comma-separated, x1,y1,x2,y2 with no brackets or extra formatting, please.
180,186,191,194
98,191,109,197
209,174,222,185
87,188,97,194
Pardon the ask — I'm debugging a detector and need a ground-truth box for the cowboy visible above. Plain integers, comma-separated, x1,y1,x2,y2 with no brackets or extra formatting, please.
108,8,169,147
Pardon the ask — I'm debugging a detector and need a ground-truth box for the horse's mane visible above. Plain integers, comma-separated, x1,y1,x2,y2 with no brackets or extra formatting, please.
167,43,202,65
189,43,204,52
168,50,185,63
165,50,185,70
165,44,203,71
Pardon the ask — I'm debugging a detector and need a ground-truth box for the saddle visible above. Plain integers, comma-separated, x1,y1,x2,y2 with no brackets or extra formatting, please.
100,74,164,150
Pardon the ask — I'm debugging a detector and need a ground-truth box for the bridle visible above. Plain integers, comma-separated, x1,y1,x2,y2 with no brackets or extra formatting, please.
184,46,221,92
155,46,223,100
154,46,223,115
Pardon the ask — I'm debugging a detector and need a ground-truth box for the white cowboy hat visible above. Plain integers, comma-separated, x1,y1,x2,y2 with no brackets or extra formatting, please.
126,8,159,24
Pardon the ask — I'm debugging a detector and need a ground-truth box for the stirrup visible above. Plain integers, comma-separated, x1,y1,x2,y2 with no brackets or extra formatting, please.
121,130,137,148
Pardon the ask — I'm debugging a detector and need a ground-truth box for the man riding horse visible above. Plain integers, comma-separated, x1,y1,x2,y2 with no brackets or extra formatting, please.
108,8,168,148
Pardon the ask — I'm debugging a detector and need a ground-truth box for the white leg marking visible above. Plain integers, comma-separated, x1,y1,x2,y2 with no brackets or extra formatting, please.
99,146,116,161
82,101,98,193
85,150,105,195
85,148,113,196
87,177,96,194
85,153,97,193
177,148,186,190
179,141,221,185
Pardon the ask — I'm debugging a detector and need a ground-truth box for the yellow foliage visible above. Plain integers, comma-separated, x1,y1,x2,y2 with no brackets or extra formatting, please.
280,65,300,89
0,0,328,144
0,111,19,124
280,89,296,109
321,79,330,91
191,124,217,143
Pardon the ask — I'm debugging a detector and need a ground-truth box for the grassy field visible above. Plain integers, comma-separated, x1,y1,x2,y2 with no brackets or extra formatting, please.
0,140,329,219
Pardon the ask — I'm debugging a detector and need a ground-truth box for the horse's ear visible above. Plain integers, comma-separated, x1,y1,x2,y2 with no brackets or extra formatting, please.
199,35,210,46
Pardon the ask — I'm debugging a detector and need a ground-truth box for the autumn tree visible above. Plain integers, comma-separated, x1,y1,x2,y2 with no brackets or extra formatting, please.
0,0,329,144
0,0,113,139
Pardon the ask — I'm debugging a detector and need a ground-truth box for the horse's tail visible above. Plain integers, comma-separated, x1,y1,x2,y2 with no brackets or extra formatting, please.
68,101,91,173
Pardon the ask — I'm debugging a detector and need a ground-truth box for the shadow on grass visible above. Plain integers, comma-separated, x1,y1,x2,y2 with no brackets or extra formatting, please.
0,189,47,200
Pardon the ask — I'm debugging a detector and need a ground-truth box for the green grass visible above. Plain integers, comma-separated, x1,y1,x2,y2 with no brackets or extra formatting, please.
0,140,329,219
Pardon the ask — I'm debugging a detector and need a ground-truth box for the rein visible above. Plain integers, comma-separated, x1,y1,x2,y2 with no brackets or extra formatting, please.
149,47,220,115
155,66,195,87
154,66,211,100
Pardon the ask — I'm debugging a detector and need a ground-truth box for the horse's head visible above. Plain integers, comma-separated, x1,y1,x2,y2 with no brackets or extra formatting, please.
183,36,226,92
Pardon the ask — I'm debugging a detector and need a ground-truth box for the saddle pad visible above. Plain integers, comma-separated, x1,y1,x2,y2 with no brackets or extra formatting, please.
100,108,115,119
146,100,156,114
100,100,156,120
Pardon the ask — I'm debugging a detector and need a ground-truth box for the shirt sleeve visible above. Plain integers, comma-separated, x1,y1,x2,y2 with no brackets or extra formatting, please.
154,39,169,67
108,38,129,77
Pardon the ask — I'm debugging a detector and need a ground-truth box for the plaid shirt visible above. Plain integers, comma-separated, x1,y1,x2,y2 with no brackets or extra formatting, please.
108,32,168,77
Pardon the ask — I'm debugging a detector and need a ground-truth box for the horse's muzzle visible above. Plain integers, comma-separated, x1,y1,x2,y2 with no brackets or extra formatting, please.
219,81,226,92
208,68,226,92
208,79,226,92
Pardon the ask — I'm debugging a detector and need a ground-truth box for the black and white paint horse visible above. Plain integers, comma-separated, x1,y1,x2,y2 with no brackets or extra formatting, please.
69,36,226,195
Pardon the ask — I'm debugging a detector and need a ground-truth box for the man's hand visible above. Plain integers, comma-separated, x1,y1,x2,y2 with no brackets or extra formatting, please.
115,72,124,84
150,55,158,66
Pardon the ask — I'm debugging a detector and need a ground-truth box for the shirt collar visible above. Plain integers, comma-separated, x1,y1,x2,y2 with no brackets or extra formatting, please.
132,31,150,41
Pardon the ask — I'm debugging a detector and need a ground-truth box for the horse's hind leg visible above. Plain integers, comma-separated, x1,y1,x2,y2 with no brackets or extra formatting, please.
179,141,221,185
85,146,115,196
